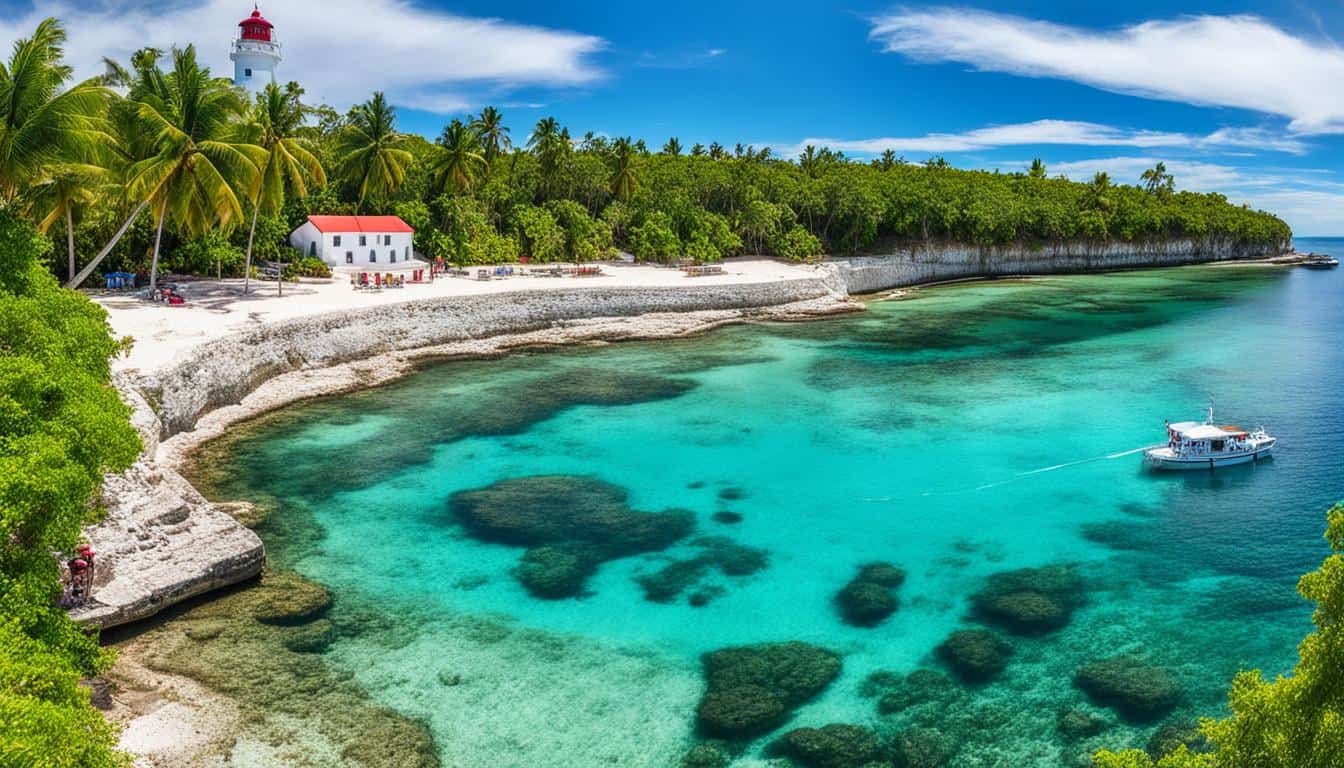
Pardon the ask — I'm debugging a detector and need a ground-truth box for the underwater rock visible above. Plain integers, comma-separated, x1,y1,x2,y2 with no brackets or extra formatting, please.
717,486,747,501
697,641,842,739
635,536,768,603
712,511,743,524
516,546,600,599
183,618,228,641
876,669,957,715
890,727,953,768
689,587,725,607
1074,656,1182,722
436,670,462,687
775,723,885,768
835,562,905,627
1147,720,1210,759
971,565,1084,635
250,571,332,626
1056,707,1109,740
934,629,1013,683
681,741,732,768
687,481,708,490
449,475,694,597
282,619,336,654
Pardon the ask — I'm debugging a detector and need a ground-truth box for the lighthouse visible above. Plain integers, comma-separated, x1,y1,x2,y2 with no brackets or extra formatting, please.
230,5,280,91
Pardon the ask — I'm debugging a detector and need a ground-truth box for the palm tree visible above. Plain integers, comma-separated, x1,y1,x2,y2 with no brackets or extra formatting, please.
240,81,325,293
690,143,706,157
334,92,413,207
472,106,510,164
1086,171,1113,212
1028,158,1047,179
1141,162,1174,195
799,145,823,178
662,137,682,156
0,18,108,204
527,117,568,198
124,45,261,292
708,142,726,160
429,118,486,195
610,137,639,201
27,164,102,281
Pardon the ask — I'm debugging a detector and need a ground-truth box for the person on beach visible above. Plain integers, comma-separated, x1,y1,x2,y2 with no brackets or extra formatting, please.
66,557,89,605
76,543,96,597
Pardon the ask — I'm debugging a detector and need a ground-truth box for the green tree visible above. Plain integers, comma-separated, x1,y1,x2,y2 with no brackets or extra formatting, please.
472,106,511,165
1094,502,1344,768
1141,162,1175,196
240,81,325,293
1028,158,1047,179
334,92,413,208
0,19,108,204
662,137,682,156
124,46,261,291
26,164,103,282
527,117,568,199
610,137,640,201
0,212,141,767
428,119,486,196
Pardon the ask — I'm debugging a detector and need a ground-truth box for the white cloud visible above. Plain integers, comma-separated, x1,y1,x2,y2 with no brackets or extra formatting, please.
869,9,1344,134
0,0,604,113
770,119,1307,160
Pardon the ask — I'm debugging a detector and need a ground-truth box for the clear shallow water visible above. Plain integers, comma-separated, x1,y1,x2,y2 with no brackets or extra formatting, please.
197,262,1344,767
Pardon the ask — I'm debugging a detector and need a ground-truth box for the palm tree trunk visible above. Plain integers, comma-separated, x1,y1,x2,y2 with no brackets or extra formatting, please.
66,207,76,283
66,200,150,289
242,201,260,294
148,197,168,293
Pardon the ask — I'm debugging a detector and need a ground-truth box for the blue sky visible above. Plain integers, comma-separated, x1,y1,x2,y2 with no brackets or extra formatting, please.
4,1,1344,233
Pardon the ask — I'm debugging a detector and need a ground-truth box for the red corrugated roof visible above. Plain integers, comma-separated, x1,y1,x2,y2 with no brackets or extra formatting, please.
307,215,414,234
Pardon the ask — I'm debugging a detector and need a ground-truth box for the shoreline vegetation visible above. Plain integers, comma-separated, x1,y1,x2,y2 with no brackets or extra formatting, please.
0,13,1332,768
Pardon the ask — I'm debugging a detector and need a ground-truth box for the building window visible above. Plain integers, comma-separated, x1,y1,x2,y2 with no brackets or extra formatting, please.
390,250,396,263
369,250,376,263
345,251,353,264
359,235,366,246
405,246,410,260
384,235,391,246
244,67,252,77
309,241,316,257
333,235,342,246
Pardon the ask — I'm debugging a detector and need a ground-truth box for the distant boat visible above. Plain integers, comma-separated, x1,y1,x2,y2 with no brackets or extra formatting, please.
1144,399,1275,471
1301,254,1339,269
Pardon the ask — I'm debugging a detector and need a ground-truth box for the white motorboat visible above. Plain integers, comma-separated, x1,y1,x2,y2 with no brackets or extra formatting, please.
1144,400,1275,471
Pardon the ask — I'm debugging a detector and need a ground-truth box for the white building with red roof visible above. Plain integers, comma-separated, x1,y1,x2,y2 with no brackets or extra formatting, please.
289,215,420,272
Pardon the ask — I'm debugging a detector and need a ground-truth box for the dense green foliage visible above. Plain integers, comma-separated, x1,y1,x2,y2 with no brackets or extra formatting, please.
1093,502,1344,768
0,213,140,766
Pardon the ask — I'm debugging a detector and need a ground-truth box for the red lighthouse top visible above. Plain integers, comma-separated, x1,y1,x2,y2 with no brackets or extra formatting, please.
238,7,273,42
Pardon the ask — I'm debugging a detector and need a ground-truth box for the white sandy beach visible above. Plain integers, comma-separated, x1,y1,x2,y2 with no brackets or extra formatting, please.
98,259,820,373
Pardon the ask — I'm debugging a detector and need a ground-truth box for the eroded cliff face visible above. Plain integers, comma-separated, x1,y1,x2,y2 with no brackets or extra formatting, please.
829,238,1289,295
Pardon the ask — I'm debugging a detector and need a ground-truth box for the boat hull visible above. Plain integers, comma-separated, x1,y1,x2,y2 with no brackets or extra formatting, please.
1144,445,1274,471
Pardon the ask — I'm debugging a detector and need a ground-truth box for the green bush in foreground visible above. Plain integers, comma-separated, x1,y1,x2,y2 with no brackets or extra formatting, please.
0,212,140,766
1094,502,1344,768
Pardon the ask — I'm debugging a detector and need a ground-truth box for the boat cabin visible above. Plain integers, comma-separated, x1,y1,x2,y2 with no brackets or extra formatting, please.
1165,422,1249,454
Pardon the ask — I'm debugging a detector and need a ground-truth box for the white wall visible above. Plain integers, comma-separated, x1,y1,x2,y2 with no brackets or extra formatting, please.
288,223,415,268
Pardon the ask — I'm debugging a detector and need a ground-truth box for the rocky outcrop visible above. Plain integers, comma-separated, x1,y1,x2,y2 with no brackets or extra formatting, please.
829,237,1288,295
71,383,264,630
139,280,843,438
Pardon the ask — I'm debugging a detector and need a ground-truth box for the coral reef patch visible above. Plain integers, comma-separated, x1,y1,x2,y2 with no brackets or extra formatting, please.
696,642,842,739
835,562,906,627
1074,656,1183,723
971,564,1085,635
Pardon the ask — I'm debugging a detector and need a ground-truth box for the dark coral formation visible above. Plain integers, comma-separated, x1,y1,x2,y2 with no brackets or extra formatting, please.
448,475,694,598
835,562,906,627
635,536,769,605
1056,707,1109,741
934,628,1013,684
890,727,954,768
875,669,958,715
774,724,885,768
1146,720,1210,760
245,570,332,626
1074,656,1182,723
681,741,732,768
696,641,842,739
717,486,747,501
514,546,600,599
971,564,1085,635
711,511,743,524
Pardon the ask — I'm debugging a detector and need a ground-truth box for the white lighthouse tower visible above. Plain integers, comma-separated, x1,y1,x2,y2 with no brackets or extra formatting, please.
230,5,280,91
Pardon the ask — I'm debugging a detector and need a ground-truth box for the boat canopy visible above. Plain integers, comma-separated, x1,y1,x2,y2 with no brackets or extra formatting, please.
1169,422,1245,440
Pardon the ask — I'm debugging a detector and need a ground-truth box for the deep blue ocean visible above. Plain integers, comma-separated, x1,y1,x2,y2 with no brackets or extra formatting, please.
195,253,1343,767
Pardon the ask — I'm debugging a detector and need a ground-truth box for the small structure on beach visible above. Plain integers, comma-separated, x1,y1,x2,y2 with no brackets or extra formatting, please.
289,215,422,272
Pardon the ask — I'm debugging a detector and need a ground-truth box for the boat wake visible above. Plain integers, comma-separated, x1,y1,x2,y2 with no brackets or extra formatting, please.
907,444,1159,497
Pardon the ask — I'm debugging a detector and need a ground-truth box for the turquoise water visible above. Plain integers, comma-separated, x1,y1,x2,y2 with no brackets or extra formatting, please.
201,261,1344,767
